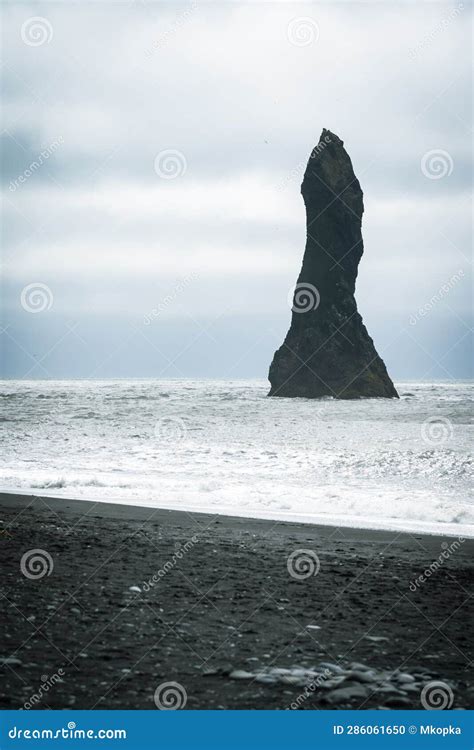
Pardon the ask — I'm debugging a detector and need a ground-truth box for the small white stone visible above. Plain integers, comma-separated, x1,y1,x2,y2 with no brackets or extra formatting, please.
0,657,22,666
229,669,253,680
397,673,415,683
364,635,389,642
255,674,278,684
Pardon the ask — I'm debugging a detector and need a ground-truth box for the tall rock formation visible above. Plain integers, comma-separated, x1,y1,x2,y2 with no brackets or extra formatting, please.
268,129,398,399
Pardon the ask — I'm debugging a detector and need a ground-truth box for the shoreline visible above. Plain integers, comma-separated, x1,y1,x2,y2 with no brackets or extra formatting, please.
0,490,471,541
1,489,472,709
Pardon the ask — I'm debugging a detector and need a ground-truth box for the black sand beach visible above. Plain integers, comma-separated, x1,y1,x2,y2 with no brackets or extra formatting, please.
0,492,472,710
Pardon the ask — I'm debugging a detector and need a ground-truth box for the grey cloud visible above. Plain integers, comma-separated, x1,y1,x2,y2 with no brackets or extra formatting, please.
1,1,472,378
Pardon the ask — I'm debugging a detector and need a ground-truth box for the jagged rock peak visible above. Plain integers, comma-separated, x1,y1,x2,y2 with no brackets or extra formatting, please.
268,129,398,399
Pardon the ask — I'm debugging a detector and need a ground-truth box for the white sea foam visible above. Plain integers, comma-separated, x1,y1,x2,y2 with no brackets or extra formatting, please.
1,379,472,536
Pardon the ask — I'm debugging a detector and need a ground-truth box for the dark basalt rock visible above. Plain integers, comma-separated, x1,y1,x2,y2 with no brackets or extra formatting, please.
268,129,398,399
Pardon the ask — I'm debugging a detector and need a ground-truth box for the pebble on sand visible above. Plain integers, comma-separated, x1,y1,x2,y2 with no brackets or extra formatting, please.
326,685,369,702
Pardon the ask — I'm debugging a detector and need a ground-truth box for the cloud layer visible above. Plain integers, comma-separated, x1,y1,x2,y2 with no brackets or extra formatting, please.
1,1,472,378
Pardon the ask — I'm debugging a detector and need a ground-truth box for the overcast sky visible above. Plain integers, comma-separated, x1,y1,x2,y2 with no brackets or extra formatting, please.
1,1,472,380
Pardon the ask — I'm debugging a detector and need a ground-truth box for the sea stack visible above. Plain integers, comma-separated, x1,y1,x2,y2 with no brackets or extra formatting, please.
268,129,398,399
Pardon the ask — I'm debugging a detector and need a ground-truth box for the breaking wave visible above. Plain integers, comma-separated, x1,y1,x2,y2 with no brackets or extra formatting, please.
1,379,472,536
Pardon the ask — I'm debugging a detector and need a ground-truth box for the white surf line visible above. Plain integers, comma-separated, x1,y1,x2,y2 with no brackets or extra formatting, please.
1,487,472,539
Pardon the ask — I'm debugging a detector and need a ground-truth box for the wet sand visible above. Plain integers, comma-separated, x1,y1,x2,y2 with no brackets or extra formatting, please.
0,492,472,710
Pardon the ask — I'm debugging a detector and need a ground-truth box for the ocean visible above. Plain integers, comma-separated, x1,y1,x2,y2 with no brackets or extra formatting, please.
1,379,472,537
